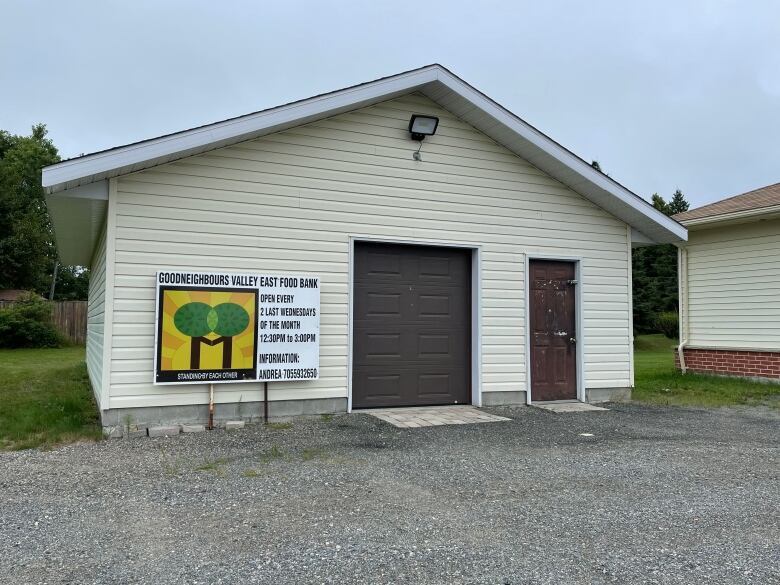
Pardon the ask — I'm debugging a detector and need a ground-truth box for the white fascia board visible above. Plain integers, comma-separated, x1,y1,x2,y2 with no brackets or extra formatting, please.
431,70,687,244
680,204,780,229
42,67,440,193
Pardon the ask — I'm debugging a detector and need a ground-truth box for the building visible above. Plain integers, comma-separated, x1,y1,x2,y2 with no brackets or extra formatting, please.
674,182,780,380
0,290,39,302
43,65,686,428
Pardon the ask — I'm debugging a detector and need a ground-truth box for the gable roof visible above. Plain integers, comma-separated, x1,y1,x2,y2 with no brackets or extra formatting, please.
43,64,686,264
674,182,780,226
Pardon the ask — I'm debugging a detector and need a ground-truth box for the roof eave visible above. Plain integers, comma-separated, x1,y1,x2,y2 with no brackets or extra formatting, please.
42,65,443,194
679,204,780,229
42,63,686,247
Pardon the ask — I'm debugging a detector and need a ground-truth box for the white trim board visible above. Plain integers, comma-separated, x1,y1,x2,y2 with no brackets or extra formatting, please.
43,63,685,267
347,235,482,412
524,254,585,404
101,178,118,411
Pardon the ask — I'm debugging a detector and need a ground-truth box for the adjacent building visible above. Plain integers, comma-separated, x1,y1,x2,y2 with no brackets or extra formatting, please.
674,182,780,380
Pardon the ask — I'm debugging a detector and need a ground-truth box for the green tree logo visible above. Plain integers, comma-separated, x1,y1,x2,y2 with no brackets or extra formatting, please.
173,302,250,369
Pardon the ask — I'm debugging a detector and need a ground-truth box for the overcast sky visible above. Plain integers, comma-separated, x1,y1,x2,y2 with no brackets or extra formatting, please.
2,1,778,207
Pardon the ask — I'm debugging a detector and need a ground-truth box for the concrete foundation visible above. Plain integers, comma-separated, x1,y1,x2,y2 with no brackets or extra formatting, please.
100,398,347,429
480,391,527,406
586,387,632,403
99,387,628,432
481,388,631,406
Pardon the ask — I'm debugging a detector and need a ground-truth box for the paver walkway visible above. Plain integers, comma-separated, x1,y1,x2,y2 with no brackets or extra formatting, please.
361,405,510,427
532,401,610,413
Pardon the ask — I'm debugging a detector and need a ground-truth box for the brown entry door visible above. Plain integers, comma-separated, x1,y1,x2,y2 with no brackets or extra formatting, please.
352,242,471,408
530,260,577,401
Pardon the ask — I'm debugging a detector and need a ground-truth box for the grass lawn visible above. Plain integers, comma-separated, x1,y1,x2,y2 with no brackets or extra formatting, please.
2,336,777,451
634,334,780,407
0,346,101,451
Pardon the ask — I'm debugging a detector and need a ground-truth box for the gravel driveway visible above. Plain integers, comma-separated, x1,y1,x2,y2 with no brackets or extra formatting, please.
2,404,778,584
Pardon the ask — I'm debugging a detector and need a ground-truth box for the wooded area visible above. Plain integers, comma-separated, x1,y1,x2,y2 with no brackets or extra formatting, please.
593,161,689,335
0,125,89,301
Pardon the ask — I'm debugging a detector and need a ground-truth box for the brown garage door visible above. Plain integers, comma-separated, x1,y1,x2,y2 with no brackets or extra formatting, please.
352,242,471,408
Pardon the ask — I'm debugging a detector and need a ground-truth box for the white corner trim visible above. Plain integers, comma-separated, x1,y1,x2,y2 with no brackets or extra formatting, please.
347,237,355,413
346,235,482,411
471,246,483,407
627,225,635,387
100,178,118,411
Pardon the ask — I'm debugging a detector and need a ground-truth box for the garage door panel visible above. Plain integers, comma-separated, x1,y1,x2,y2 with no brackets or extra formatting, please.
354,327,468,364
418,374,451,397
418,254,469,282
356,247,469,284
353,366,470,406
364,291,402,317
418,333,450,357
355,372,403,404
362,333,402,358
353,242,471,408
355,284,468,325
358,250,402,278
415,295,468,324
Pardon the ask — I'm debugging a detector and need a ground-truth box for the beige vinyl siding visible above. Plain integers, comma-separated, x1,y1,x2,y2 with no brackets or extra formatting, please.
685,218,780,350
108,93,632,409
86,222,107,408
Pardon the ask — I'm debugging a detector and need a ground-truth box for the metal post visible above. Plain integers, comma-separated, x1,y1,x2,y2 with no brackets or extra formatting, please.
49,261,59,301
208,383,215,430
263,381,268,423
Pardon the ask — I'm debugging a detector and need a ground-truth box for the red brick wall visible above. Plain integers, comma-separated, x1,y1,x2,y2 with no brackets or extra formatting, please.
674,348,780,379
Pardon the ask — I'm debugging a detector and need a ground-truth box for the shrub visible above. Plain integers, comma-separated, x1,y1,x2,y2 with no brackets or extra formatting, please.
654,311,679,339
0,293,61,348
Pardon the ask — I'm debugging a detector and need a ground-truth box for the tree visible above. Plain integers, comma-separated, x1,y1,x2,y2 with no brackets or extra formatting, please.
651,193,669,214
0,124,59,292
0,125,90,299
591,160,689,335
632,190,690,335
667,189,689,215
53,265,91,300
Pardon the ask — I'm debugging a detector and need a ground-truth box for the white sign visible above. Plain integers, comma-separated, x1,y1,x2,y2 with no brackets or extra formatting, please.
257,275,320,382
153,270,319,384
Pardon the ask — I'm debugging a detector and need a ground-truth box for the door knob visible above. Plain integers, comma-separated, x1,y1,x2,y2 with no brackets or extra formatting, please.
569,337,576,344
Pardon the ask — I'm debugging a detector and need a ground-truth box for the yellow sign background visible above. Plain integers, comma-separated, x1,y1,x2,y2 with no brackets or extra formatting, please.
159,289,257,371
